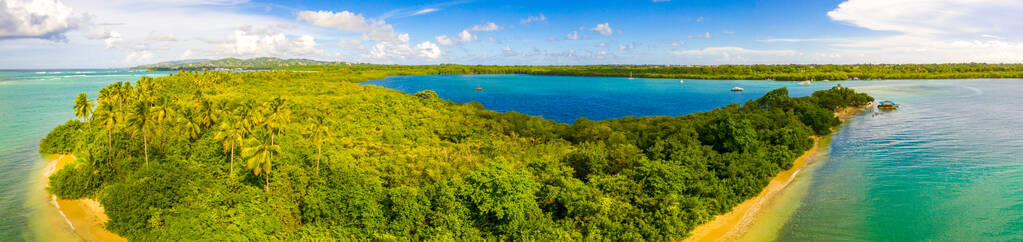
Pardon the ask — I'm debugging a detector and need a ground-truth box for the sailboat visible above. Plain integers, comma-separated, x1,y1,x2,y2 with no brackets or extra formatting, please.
628,72,634,80
475,85,483,91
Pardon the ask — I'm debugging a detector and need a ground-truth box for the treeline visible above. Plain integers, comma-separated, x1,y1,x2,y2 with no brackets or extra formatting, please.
45,70,871,240
279,62,1023,81
136,57,1023,80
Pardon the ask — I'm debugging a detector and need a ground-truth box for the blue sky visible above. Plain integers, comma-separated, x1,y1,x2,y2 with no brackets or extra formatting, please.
3,0,1023,68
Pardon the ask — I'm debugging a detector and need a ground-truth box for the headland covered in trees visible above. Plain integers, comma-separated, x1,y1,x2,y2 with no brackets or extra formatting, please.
43,66,872,240
138,58,1023,81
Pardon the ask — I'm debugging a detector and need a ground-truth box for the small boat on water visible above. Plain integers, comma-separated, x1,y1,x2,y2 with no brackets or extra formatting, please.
877,100,898,109
731,86,744,92
798,80,812,86
679,79,684,84
475,85,483,91
628,72,635,80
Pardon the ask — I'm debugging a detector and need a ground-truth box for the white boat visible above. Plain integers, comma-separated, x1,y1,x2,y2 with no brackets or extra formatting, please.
798,80,812,86
679,79,684,84
628,71,634,80
731,86,744,92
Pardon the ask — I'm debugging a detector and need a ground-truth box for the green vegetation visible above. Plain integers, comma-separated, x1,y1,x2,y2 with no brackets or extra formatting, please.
145,58,1023,80
43,69,871,240
282,63,1023,81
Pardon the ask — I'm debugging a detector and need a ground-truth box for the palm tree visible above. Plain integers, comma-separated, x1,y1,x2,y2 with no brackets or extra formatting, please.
213,117,245,176
264,97,291,146
198,100,222,128
242,137,279,192
127,100,154,165
178,107,202,141
73,93,94,121
303,112,332,176
93,101,118,163
151,97,175,126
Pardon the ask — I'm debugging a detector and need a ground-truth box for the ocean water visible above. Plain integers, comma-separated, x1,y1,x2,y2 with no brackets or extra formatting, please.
0,70,170,241
367,75,1023,240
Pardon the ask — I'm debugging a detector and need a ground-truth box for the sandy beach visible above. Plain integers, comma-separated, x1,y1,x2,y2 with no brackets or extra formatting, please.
684,106,865,241
42,154,126,242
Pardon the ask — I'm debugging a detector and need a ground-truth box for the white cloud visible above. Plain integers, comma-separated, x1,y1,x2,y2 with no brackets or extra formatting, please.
125,50,153,63
758,38,838,43
592,23,612,36
410,8,439,16
488,36,498,43
296,10,371,32
520,13,547,24
673,46,796,56
565,31,579,40
696,16,704,22
416,41,441,59
829,0,1023,36
0,0,79,41
501,46,518,57
469,22,500,32
819,0,1023,63
368,32,442,60
434,35,454,46
435,29,477,47
224,25,319,57
147,32,177,42
689,32,712,39
456,30,476,42
619,43,634,50
180,49,193,59
337,37,362,48
85,27,112,39
598,42,607,47
104,31,122,49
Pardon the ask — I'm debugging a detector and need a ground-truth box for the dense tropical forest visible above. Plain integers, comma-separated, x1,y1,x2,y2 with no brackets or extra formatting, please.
43,68,871,240
141,58,1023,80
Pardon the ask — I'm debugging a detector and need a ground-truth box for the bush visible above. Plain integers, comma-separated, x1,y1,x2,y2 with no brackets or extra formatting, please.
40,120,85,154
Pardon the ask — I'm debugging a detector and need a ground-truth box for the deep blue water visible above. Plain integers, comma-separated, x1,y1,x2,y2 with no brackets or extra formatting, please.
365,74,849,123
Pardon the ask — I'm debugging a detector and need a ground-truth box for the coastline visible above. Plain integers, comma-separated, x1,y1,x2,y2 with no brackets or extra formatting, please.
684,106,865,241
42,154,126,242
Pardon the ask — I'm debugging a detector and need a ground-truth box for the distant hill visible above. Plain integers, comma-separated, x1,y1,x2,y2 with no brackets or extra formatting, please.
134,57,336,71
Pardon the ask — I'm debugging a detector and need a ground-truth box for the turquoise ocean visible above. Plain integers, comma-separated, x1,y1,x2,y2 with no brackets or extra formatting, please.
0,70,170,241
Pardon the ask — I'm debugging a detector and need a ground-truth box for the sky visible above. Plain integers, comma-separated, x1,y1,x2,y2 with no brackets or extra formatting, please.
3,0,1023,69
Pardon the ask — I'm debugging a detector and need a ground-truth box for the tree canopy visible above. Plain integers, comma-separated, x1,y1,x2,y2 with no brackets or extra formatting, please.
43,68,871,240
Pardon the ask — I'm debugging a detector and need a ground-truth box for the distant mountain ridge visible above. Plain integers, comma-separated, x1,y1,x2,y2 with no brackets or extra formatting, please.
134,57,336,70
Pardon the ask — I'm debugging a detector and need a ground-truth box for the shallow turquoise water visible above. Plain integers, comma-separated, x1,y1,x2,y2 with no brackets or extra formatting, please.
0,70,170,240
367,75,1023,240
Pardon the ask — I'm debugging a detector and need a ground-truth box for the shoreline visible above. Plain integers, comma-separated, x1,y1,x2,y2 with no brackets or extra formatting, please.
42,154,126,242
684,106,865,241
